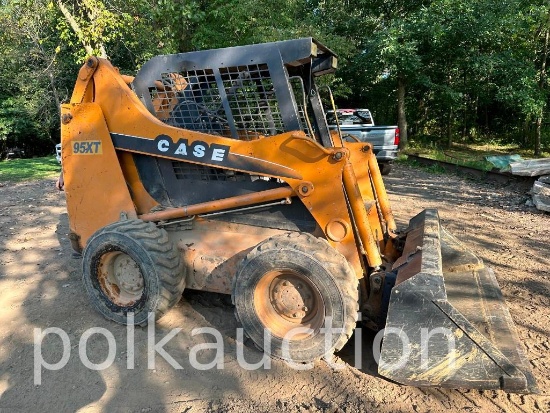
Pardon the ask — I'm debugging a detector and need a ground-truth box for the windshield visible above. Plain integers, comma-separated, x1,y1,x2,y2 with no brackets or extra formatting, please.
326,110,373,125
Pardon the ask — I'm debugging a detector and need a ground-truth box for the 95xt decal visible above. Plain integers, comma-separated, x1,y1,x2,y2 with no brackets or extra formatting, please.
72,141,102,155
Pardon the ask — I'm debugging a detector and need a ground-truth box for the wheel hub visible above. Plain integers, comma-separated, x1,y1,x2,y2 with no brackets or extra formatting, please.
270,276,316,322
253,269,324,340
112,254,143,294
98,251,144,306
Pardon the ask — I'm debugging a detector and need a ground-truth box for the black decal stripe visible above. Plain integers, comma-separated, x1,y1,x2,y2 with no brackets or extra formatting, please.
112,133,157,154
110,133,302,180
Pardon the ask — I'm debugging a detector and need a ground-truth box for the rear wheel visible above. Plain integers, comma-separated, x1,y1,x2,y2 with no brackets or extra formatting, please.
379,162,392,175
233,232,358,363
82,219,185,325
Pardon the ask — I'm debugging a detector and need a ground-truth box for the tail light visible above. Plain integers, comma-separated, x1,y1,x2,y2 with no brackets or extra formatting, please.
394,128,400,146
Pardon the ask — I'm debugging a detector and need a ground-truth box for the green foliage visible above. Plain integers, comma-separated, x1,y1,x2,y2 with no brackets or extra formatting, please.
0,1,65,155
0,98,40,144
0,0,548,156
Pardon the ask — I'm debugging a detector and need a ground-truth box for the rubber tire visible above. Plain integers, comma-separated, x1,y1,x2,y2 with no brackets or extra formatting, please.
379,163,392,175
233,232,359,363
82,219,185,325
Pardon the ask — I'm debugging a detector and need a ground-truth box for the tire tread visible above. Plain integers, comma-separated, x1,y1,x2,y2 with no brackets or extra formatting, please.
84,219,185,324
234,232,359,360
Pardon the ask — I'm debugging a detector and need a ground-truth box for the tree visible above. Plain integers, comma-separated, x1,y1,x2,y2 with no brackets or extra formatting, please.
0,0,547,156
532,6,550,156
0,0,70,155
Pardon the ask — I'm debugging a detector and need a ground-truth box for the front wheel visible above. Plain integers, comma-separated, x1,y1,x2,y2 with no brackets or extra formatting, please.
233,232,358,363
82,219,186,325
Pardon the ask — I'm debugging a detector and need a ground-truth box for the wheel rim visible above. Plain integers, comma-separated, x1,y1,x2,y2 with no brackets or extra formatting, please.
97,251,144,306
253,269,325,340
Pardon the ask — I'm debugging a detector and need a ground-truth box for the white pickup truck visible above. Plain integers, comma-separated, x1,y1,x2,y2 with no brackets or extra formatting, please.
327,109,399,175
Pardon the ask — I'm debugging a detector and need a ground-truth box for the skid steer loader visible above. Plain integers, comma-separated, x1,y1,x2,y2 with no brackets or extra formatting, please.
60,38,536,392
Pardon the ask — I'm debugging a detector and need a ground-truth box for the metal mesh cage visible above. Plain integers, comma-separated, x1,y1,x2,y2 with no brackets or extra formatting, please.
150,69,227,134
147,63,305,141
220,64,284,140
133,39,340,148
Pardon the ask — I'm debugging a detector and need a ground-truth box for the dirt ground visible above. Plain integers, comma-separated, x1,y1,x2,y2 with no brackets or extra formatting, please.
0,163,549,413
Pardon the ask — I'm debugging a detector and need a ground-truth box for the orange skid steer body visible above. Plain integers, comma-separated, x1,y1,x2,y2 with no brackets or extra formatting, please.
60,38,537,392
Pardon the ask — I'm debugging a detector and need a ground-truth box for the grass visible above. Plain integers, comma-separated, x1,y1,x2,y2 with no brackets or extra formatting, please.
0,156,61,183
396,155,448,174
407,149,494,171
402,142,550,172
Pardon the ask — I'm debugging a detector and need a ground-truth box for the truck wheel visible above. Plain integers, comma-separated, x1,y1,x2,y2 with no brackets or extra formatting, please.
379,163,392,175
82,219,185,325
233,232,358,363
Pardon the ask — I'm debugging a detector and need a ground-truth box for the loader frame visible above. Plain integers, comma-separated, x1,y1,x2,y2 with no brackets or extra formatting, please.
61,39,396,278
61,38,537,393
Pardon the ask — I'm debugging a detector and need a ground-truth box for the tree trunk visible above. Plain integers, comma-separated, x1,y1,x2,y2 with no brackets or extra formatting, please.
535,116,542,157
535,15,549,157
57,0,107,58
523,117,531,147
22,22,62,144
461,71,467,140
397,75,408,149
48,72,61,117
446,108,453,147
57,1,94,56
82,0,108,58
461,100,467,140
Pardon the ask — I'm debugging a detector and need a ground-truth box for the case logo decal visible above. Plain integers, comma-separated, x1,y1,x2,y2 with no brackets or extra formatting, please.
154,135,229,162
